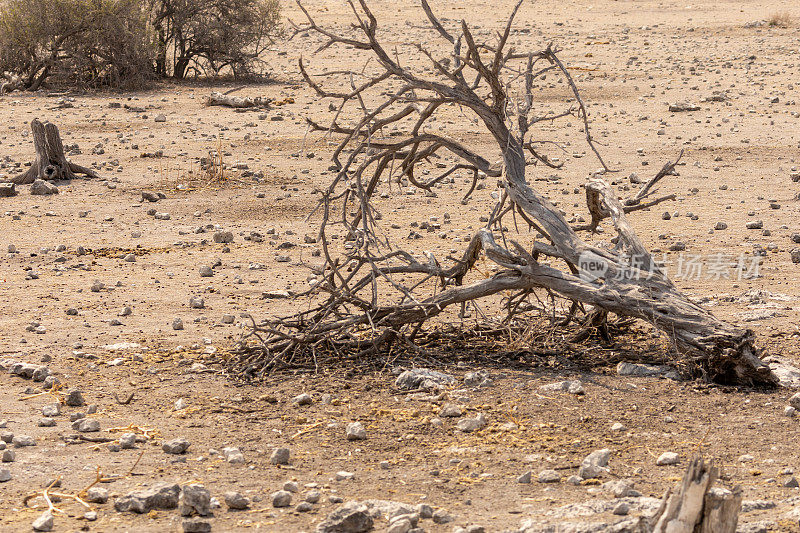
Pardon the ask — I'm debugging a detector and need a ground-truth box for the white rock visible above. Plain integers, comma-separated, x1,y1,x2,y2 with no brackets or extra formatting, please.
656,452,680,466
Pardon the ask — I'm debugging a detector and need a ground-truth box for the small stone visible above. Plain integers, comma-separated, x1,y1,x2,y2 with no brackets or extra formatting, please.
0,183,16,197
316,505,373,533
668,102,700,112
746,220,764,230
86,487,109,503
172,318,184,330
578,448,611,478
271,490,292,508
432,509,453,524
221,314,235,324
224,491,251,510
611,422,627,432
32,511,54,531
199,265,214,277
395,368,456,391
114,483,181,513
293,392,312,406
83,511,98,521
517,471,532,484
305,490,321,503
72,418,100,432
1,449,14,462
0,468,10,482
296,501,313,512
346,421,367,441
189,296,205,309
12,435,35,447
180,484,211,517
714,221,728,230
154,114,166,122
270,447,290,465
335,471,355,481
163,437,191,454
119,432,137,449
283,481,299,493
792,249,800,264
387,517,413,533
566,475,583,485
789,392,800,410
567,381,584,395
739,454,755,463
439,404,463,417
656,452,680,466
613,502,630,515
222,446,245,464
537,469,560,483
38,418,56,427
41,404,60,417
30,180,58,195
213,231,234,243
456,413,487,433
64,389,85,406
123,253,136,262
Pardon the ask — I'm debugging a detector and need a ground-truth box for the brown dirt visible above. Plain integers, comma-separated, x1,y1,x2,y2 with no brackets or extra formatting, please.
1,0,800,531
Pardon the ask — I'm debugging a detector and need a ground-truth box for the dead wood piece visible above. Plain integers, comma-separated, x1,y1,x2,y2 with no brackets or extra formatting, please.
651,457,740,533
206,92,270,109
234,0,777,387
10,119,99,184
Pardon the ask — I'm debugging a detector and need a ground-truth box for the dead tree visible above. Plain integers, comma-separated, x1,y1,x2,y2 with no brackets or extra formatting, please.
232,0,777,386
8,119,99,185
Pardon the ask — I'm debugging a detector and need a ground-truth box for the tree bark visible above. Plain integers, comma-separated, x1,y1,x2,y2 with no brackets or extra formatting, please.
8,119,99,185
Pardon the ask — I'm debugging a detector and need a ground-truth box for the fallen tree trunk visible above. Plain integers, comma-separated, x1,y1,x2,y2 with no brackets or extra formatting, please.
234,0,779,387
9,119,99,184
206,92,270,109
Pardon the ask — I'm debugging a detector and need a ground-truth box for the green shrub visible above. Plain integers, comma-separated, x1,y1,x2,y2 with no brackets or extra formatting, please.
148,0,282,79
0,0,153,90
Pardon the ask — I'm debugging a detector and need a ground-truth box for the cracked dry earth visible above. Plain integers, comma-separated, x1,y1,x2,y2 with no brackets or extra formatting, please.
2,0,800,531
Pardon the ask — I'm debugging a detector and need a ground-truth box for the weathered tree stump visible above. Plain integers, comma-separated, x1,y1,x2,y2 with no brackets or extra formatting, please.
9,119,99,185
650,457,740,533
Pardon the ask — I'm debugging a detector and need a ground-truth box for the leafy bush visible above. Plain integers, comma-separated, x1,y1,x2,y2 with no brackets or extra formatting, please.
0,0,282,89
148,0,282,79
0,0,153,90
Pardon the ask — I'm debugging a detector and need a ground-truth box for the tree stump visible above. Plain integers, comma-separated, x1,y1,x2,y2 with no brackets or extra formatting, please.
9,119,99,185
650,457,740,533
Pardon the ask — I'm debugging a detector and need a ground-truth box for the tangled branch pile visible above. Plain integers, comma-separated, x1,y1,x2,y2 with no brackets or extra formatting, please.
231,0,776,387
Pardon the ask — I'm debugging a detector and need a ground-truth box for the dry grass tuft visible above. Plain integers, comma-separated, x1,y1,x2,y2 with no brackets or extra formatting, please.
768,12,793,28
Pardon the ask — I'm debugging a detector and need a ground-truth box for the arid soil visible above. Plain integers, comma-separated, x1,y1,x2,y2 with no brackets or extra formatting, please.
2,0,800,531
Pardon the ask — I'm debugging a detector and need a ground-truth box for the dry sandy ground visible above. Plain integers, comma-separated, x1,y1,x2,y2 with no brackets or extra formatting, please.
2,0,800,531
